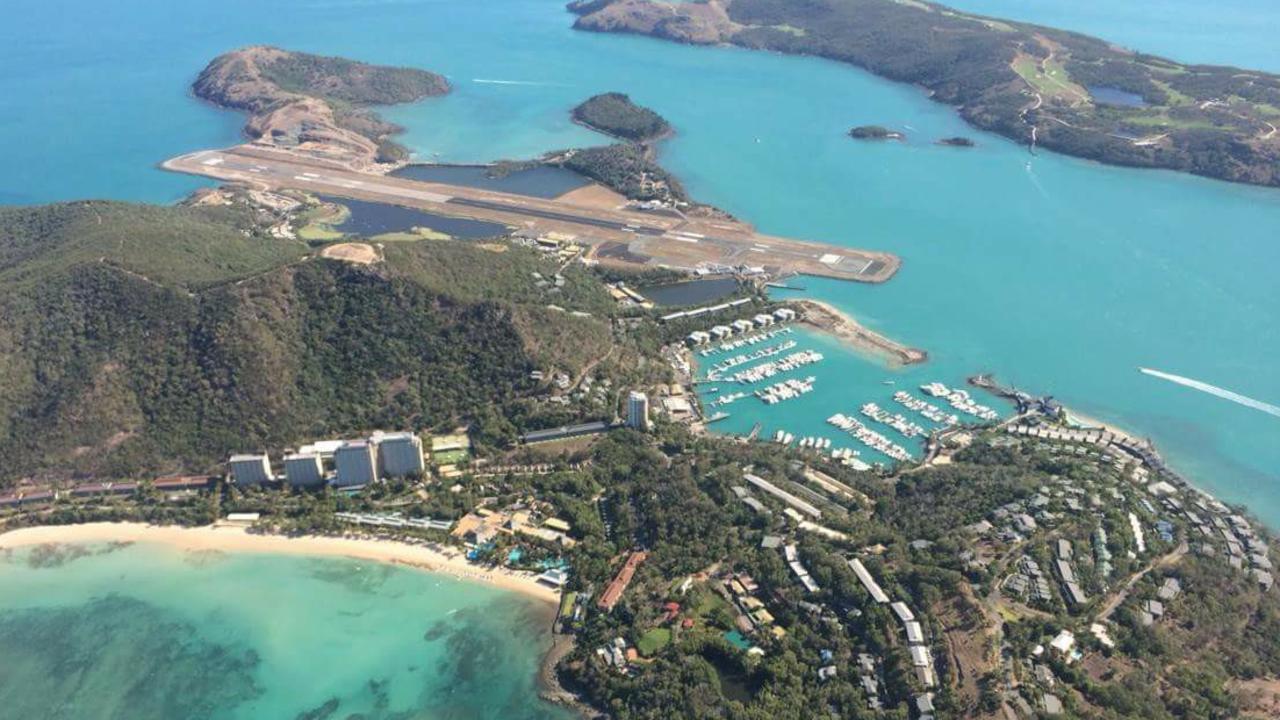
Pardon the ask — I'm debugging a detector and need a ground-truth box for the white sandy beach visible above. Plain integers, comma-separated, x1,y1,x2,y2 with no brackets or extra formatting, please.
0,522,561,605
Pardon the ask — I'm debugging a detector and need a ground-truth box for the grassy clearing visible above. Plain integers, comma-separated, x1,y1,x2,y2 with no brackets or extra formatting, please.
1124,114,1217,130
1152,79,1194,106
432,448,470,466
1013,53,1089,103
637,627,672,656
298,223,346,241
769,24,807,36
370,227,451,242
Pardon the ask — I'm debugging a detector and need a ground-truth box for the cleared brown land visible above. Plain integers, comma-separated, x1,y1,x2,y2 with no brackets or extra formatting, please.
554,182,628,209
320,242,379,264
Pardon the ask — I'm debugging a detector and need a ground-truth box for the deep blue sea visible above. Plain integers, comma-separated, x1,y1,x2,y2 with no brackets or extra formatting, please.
2,0,1279,711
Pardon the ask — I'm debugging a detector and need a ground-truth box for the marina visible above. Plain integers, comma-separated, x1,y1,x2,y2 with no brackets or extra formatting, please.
691,325,1014,466
698,327,795,358
827,413,914,463
732,349,825,384
892,391,958,427
756,376,816,405
707,339,798,377
860,403,926,438
921,382,1000,421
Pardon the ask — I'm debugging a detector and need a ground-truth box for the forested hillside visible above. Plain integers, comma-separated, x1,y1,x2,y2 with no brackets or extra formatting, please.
0,202,617,483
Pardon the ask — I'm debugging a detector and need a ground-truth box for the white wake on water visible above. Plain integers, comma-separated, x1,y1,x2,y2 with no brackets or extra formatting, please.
472,78,566,86
1139,367,1280,419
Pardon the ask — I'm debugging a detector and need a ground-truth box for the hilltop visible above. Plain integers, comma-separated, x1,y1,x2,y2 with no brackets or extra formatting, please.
193,46,451,168
570,0,1280,189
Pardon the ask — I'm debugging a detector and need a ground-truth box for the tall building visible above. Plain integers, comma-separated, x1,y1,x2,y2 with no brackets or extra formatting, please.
284,453,326,487
228,454,274,485
627,391,651,431
333,441,378,488
375,432,426,478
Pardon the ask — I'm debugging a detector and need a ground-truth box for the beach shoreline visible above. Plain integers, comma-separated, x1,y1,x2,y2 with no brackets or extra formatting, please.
0,521,561,605
790,298,928,366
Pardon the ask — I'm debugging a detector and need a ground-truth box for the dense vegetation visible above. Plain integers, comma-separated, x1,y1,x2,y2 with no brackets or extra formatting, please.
558,144,689,203
573,92,673,142
0,201,625,483
0,201,305,290
256,51,450,107
572,0,1280,188
848,125,903,141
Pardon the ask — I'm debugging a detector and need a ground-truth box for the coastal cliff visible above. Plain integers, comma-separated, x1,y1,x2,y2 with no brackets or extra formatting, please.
194,47,450,170
570,0,1280,189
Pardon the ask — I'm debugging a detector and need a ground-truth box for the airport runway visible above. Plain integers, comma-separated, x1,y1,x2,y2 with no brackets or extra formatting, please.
164,146,899,282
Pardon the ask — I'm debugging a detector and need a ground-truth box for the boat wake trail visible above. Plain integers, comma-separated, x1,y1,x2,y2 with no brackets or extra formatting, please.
1024,160,1049,199
1139,367,1280,419
472,78,566,87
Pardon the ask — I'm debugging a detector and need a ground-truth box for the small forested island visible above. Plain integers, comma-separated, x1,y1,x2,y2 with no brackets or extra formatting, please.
193,46,450,168
570,0,1280,189
572,92,673,142
483,94,692,207
938,136,976,147
849,125,904,141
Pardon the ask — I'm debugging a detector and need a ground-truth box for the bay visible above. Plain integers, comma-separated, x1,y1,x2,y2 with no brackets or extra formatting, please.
0,541,570,720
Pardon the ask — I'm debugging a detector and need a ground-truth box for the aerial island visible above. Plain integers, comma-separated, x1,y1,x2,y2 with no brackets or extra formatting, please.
3,43,1280,720
193,46,451,168
571,91,673,142
569,0,1280,188
849,125,905,141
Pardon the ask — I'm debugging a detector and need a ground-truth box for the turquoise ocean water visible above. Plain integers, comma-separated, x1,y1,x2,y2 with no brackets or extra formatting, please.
2,0,1279,711
0,541,570,719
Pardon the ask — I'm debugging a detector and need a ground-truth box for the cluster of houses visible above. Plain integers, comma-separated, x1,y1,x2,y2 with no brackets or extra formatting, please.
595,637,637,673
783,543,821,594
657,296,752,324
1006,557,1054,604
848,558,938,691
721,570,782,642
685,307,796,346
511,229,583,263
451,501,577,550
740,472,822,518
0,475,210,510
1055,539,1089,607
1186,500,1273,589
333,511,453,532
228,430,428,489
605,282,652,309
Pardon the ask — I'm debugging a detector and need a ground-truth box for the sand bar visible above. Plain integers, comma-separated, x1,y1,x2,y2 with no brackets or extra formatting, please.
792,298,927,366
0,522,561,605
